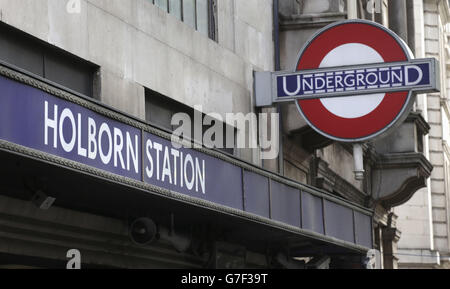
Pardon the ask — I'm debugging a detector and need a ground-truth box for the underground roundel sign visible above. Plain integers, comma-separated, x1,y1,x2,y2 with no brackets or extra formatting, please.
255,20,439,142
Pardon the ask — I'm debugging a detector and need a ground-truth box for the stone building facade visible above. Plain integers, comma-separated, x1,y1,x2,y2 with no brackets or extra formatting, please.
277,0,450,269
0,0,442,269
395,0,450,269
0,0,281,269
280,0,445,269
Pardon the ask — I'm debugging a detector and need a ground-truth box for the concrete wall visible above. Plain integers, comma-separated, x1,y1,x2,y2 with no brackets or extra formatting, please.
0,0,274,163
279,28,317,71
0,0,279,267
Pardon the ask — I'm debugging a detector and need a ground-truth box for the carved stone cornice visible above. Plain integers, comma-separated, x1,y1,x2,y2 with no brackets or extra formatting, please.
372,152,433,173
369,108,433,209
373,204,389,226
438,0,450,25
313,157,367,206
443,140,450,157
371,152,433,208
406,112,431,135
383,212,402,243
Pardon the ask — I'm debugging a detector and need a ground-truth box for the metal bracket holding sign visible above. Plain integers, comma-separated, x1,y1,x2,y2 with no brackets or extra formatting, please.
254,19,440,179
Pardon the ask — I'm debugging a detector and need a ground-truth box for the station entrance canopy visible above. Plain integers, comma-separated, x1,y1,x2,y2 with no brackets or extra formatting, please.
0,61,373,255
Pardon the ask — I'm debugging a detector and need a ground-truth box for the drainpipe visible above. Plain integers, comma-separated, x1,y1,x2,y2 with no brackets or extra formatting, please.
274,0,281,71
353,143,365,181
273,0,284,175
388,0,408,43
406,0,416,55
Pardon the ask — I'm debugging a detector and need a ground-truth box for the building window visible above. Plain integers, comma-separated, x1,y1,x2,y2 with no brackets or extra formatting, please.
145,88,235,155
149,0,217,40
0,23,98,98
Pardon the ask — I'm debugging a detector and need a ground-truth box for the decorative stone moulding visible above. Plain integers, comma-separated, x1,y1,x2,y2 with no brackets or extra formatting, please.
371,112,433,208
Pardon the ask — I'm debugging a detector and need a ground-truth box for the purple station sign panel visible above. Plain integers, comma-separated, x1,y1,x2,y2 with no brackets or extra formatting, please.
0,74,243,209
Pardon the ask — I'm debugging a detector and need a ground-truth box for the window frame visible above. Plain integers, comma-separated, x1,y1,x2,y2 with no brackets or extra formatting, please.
151,0,217,41
0,22,99,99
144,88,236,156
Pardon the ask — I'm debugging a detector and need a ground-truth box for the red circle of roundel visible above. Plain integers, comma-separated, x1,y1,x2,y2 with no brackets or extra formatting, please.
297,22,410,141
